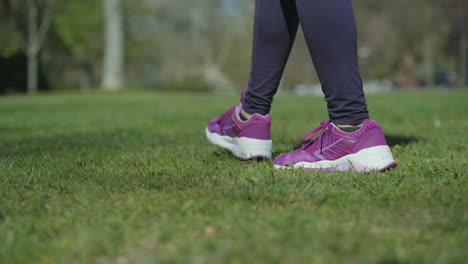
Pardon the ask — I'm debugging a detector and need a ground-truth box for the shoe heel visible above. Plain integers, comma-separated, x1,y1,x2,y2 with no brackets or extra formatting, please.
235,137,273,160
349,145,396,172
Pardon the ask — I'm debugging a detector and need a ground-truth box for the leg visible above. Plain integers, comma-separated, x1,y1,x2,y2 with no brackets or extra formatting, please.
273,0,395,172
296,0,369,125
207,0,297,159
242,0,300,116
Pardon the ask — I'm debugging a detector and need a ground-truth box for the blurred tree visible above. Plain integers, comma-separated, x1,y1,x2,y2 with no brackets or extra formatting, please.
26,0,52,93
1,0,466,93
0,0,21,57
52,0,102,90
355,0,450,88
0,0,101,92
125,0,252,92
432,0,468,86
0,0,52,93
102,0,125,90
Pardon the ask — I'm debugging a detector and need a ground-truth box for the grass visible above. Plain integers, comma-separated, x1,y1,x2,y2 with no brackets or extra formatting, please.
0,90,467,264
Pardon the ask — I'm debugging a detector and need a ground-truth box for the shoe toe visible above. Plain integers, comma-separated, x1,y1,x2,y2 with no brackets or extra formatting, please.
207,118,221,134
274,149,314,166
274,151,295,166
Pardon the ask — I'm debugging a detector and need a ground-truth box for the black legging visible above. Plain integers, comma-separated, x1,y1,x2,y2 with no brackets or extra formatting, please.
242,0,369,125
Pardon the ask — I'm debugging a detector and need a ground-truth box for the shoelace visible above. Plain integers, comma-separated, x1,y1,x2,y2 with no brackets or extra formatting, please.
301,120,330,151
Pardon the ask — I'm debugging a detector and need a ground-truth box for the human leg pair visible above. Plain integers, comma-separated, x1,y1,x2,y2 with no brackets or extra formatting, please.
206,0,396,171
244,0,368,124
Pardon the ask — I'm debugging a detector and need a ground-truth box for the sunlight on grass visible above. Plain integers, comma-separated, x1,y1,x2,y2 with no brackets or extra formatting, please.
0,91,467,263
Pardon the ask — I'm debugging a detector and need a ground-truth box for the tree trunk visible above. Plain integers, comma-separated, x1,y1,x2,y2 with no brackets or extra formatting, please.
460,33,467,87
102,0,124,90
27,1,38,94
26,1,51,94
424,44,434,88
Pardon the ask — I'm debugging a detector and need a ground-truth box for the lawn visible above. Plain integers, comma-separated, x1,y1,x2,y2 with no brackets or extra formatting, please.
0,90,467,264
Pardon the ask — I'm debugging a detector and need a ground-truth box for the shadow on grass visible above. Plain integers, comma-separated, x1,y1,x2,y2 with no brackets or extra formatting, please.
0,129,195,159
212,150,272,163
378,259,410,264
385,135,418,147
3,130,417,161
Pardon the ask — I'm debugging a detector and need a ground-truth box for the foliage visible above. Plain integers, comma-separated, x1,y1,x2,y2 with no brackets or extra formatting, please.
53,0,102,58
163,72,215,93
0,0,467,91
0,0,26,56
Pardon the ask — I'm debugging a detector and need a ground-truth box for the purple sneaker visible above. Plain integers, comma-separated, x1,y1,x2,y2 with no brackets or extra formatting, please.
206,89,272,160
274,120,397,172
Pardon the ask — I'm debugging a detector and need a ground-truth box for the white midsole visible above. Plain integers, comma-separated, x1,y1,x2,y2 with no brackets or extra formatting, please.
206,128,272,159
274,145,395,171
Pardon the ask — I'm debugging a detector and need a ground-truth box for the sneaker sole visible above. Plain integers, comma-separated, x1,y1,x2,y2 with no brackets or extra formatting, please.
274,145,396,172
206,128,273,160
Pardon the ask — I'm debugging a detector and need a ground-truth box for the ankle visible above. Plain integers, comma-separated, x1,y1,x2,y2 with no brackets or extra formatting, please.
240,108,254,121
336,122,363,133
337,123,363,128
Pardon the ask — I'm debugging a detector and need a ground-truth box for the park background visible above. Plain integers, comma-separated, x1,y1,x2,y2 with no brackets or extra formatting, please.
0,0,467,94
0,1,467,264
